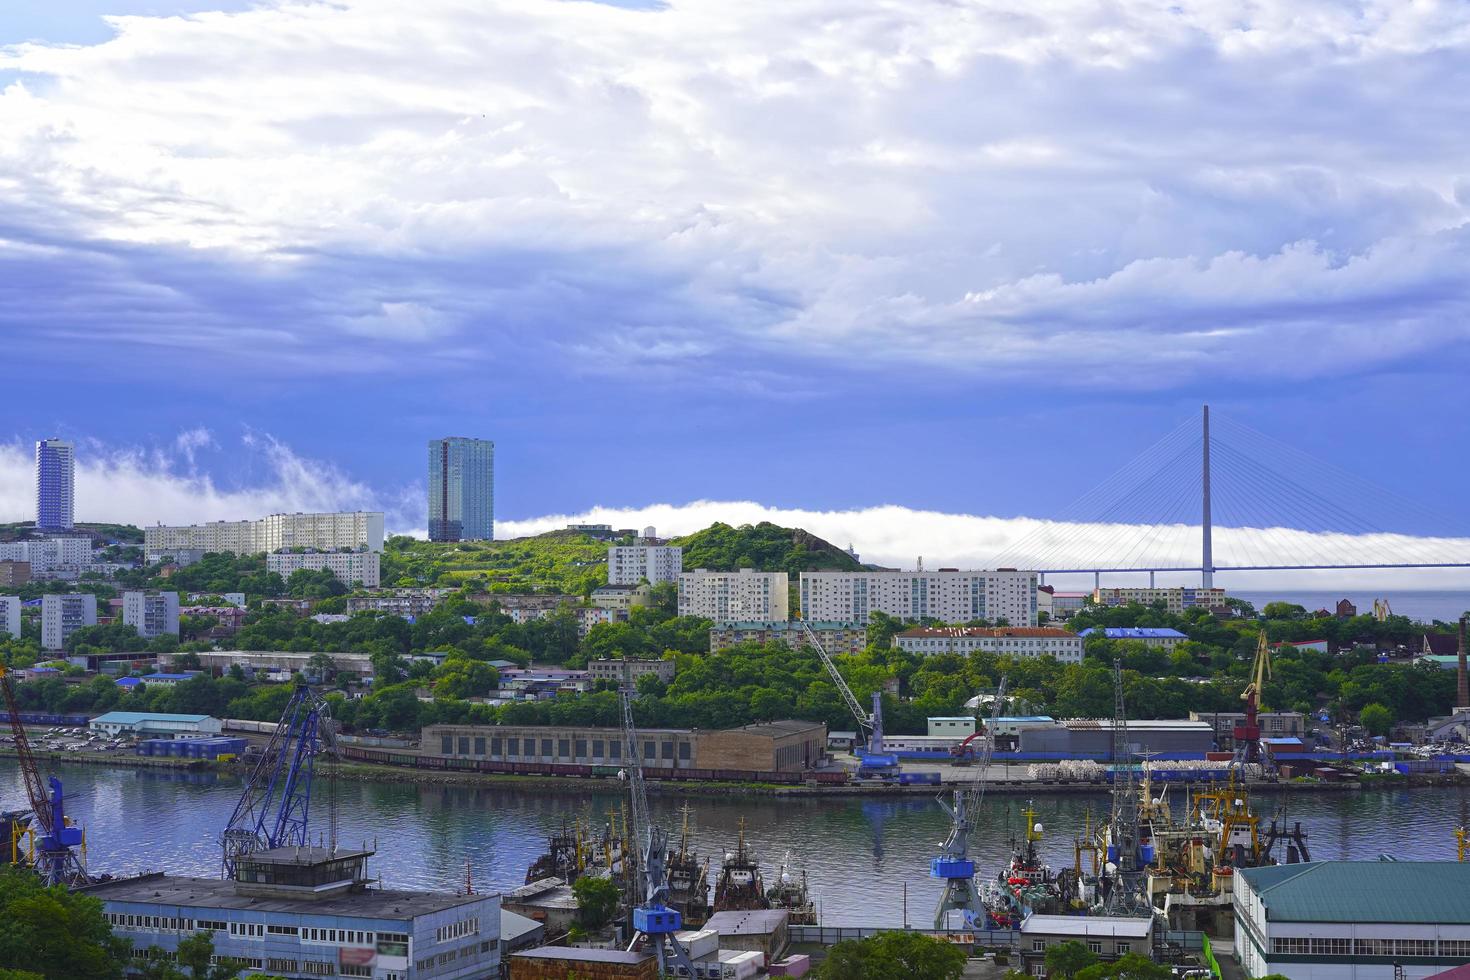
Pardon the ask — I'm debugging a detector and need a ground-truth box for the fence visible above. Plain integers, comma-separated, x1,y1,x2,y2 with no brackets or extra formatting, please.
788,925,1017,947
1202,933,1221,978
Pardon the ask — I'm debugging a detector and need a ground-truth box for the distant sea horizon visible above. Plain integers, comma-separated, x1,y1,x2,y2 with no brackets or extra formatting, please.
1231,590,1469,624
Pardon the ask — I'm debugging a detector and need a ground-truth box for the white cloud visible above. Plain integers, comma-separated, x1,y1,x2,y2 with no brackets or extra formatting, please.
3,0,1470,382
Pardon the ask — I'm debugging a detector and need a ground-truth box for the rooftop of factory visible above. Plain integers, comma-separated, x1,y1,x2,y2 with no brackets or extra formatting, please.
1060,718,1211,731
500,908,542,945
704,909,790,935
722,720,825,737
1020,914,1153,937
512,947,649,964
1239,861,1470,923
90,711,215,724
1076,627,1187,639
80,871,492,918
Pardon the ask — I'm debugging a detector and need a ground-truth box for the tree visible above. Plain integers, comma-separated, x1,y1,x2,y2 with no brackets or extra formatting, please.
175,931,245,980
818,931,966,980
1074,953,1173,980
1359,701,1393,737
0,866,130,979
1046,940,1101,978
572,875,621,930
306,652,339,682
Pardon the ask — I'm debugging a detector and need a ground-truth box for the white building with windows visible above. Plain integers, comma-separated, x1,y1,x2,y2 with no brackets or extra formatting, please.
41,592,97,649
1235,862,1470,980
0,536,94,578
1093,586,1227,615
894,626,1083,663
0,595,19,638
123,591,180,638
144,511,385,561
678,569,788,621
607,543,682,585
267,550,382,587
800,569,1038,626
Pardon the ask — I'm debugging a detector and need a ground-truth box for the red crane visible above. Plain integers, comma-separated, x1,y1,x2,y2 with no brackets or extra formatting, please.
0,666,87,886
1232,632,1273,769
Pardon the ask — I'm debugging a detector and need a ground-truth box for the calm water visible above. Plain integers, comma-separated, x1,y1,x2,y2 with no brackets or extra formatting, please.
4,761,1468,926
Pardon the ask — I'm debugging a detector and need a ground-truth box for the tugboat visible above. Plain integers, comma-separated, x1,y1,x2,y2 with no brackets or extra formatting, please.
984,803,1074,927
712,818,768,911
765,850,816,924
666,805,711,928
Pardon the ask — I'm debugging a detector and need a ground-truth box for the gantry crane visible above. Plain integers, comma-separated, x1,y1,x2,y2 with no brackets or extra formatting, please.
931,675,1007,929
798,621,897,777
221,683,337,877
618,675,695,975
0,665,87,886
1102,661,1151,916
1232,632,1272,770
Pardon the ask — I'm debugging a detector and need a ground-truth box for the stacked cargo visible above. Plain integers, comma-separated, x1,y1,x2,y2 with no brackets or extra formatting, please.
135,736,246,759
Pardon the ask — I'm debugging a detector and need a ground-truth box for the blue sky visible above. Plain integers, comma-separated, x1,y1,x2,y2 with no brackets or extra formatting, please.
3,0,1470,579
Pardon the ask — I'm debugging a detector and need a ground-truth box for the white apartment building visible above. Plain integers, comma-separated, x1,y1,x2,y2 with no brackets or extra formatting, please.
1093,586,1227,615
123,591,180,638
799,570,1039,626
144,511,385,561
266,550,382,588
894,626,1084,663
41,593,97,650
678,569,789,621
0,536,94,577
0,596,20,638
607,544,683,585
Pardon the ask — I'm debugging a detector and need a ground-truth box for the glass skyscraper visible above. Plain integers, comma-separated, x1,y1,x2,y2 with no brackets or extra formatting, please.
35,438,75,530
427,437,494,542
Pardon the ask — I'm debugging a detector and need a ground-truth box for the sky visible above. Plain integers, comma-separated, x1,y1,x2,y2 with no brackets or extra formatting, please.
4,0,1470,588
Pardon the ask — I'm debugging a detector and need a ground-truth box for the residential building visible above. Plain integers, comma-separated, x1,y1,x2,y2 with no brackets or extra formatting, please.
423,719,826,773
1190,710,1307,745
123,590,180,638
346,588,454,617
894,626,1084,663
180,605,249,637
144,511,385,561
84,846,499,980
267,549,381,587
1077,626,1188,651
607,543,683,585
88,712,222,737
427,436,495,542
0,596,20,639
1235,861,1470,980
589,583,652,612
1018,915,1154,973
1092,586,1227,615
0,560,30,586
40,592,97,649
0,537,93,578
35,438,75,530
585,658,677,685
799,569,1039,626
678,569,788,621
1037,587,1090,620
709,620,868,656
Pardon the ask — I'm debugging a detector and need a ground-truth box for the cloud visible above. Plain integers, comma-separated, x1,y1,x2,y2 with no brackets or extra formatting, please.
0,432,421,535
3,0,1470,385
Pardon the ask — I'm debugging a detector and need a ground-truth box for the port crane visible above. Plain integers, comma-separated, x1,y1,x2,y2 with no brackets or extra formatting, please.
220,683,337,877
1232,631,1272,770
931,675,1007,929
798,621,896,776
0,665,87,886
1101,661,1151,916
618,674,695,976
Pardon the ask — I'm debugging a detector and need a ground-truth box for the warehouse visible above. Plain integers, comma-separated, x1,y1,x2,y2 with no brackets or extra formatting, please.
422,719,827,773
1234,861,1470,980
1017,718,1213,758
89,712,223,739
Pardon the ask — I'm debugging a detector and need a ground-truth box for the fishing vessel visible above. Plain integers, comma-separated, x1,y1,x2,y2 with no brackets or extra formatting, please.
983,803,1077,927
765,850,816,924
712,818,768,912
666,805,711,927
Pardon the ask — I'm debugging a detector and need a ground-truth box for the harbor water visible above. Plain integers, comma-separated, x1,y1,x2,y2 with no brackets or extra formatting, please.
3,761,1467,926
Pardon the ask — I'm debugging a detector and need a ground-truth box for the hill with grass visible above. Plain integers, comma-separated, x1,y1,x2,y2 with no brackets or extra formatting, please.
672,521,862,574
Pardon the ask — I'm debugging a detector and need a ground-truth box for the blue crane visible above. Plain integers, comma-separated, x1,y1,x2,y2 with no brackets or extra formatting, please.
932,675,1007,929
221,684,336,877
0,666,87,887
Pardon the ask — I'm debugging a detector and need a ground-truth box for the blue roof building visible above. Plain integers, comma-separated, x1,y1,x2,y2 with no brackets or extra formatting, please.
1078,627,1188,647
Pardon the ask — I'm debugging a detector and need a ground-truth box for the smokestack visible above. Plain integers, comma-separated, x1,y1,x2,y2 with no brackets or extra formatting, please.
1458,616,1469,711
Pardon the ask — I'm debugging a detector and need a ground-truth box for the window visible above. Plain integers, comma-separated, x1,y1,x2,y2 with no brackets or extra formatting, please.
302,963,335,976
1087,942,1102,955
575,739,587,758
228,922,264,940
441,735,452,755
1352,939,1388,956
1276,938,1311,955
266,960,299,973
1032,940,1046,951
435,916,480,943
1441,940,1470,957
558,739,570,758
644,740,655,760
679,742,691,760
541,738,552,756
1309,939,1352,956
662,741,674,760
1115,943,1131,956
457,737,469,755
475,737,486,755
196,920,227,932
593,739,604,758
266,925,298,936
341,967,372,979
609,740,621,759
1393,940,1435,957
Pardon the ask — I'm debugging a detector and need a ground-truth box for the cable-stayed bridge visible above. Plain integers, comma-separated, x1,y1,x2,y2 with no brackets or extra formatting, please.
987,406,1470,586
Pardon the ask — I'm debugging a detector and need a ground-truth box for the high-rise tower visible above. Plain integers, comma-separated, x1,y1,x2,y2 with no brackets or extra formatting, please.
427,437,495,542
35,439,75,530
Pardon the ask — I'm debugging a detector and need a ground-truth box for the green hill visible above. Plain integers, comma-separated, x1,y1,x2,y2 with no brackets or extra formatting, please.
672,521,862,574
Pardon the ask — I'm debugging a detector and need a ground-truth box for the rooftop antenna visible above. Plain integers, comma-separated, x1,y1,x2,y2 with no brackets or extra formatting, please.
464,857,475,895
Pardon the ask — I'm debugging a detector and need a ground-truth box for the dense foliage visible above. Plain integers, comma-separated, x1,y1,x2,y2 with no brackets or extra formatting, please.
0,866,130,979
818,930,967,980
674,522,863,574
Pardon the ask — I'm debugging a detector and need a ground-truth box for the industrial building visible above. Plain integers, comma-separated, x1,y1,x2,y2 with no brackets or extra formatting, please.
1018,915,1154,973
510,946,656,980
1077,626,1188,650
40,592,97,650
678,569,789,621
84,846,500,980
1017,718,1214,757
422,719,827,773
501,878,581,937
893,626,1083,663
1190,710,1306,745
267,549,382,588
144,511,385,562
89,711,223,738
709,620,868,656
799,568,1039,627
1234,862,1470,979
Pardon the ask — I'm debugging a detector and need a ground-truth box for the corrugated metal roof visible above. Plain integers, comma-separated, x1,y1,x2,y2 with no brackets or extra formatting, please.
1078,627,1187,639
1240,862,1470,923
91,711,214,724
1020,914,1152,937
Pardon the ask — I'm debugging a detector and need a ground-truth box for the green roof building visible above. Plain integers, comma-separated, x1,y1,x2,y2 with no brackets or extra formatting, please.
1235,861,1470,979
